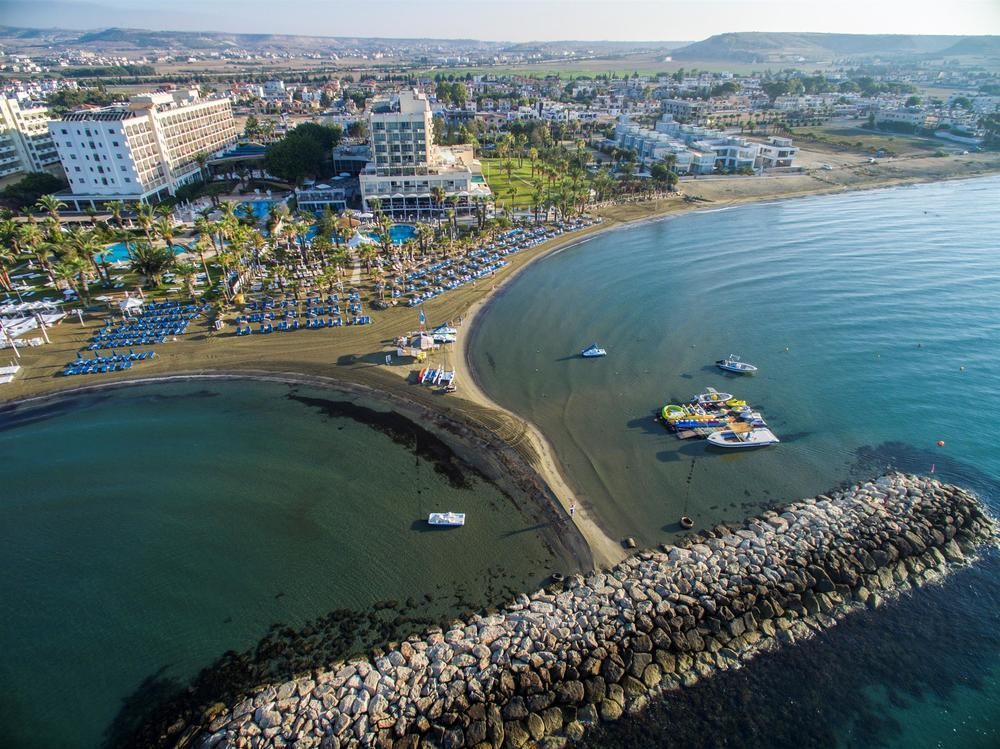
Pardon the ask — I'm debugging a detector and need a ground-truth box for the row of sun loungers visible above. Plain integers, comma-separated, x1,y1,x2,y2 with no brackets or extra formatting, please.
62,350,155,376
235,316,372,336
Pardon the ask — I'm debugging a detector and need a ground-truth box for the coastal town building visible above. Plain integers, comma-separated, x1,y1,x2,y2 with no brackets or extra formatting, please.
0,95,61,178
295,180,349,212
611,114,798,174
47,89,238,208
359,88,491,219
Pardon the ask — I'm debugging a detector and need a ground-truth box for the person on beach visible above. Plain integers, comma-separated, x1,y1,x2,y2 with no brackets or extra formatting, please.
569,503,576,517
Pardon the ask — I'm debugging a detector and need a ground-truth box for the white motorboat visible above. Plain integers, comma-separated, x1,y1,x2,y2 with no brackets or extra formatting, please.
707,428,780,448
716,354,758,374
428,511,466,526
695,386,733,405
581,343,607,358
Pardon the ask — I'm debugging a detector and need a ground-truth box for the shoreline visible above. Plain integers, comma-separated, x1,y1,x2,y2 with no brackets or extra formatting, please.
4,160,1000,571
193,473,1000,749
0,369,596,574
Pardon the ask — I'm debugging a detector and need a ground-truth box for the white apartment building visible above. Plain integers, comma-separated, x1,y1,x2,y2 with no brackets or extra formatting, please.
359,89,491,220
48,89,238,209
757,137,798,169
613,114,797,174
0,96,60,178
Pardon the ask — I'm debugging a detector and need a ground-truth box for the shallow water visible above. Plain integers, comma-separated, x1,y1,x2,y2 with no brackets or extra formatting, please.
0,380,572,749
471,176,1000,746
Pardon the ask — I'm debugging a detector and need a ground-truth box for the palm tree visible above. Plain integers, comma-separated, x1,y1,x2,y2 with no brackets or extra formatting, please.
106,200,126,229
134,203,156,241
194,152,210,184
193,234,215,284
128,242,175,287
53,258,86,300
430,186,446,228
36,194,67,223
446,195,460,236
64,226,106,285
174,261,201,301
154,218,177,255
0,243,17,292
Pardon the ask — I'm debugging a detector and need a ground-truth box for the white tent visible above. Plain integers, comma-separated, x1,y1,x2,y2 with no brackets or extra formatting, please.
119,297,144,314
347,231,377,249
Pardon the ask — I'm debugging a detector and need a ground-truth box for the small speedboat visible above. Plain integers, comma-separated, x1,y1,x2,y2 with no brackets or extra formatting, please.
662,404,688,421
707,427,780,448
717,354,758,374
581,343,607,358
428,511,466,526
695,386,733,405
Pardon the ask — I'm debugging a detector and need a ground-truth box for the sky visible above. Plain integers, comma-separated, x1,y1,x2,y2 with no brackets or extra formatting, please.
1,0,999,41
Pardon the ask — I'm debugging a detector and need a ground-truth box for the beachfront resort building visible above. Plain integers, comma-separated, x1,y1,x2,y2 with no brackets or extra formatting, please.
359,89,491,219
0,95,61,178
611,114,797,174
48,89,238,209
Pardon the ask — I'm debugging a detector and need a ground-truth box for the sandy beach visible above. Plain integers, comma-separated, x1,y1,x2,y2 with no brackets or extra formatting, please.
5,149,1000,570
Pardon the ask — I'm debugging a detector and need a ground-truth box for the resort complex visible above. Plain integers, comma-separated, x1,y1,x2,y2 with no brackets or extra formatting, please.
359,89,492,219
1,12,1000,749
47,89,238,208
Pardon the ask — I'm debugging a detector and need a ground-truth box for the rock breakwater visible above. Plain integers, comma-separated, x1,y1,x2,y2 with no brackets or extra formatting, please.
194,473,997,749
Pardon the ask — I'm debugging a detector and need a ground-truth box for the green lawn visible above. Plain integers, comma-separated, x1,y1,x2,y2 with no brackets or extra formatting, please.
790,124,942,156
480,158,543,208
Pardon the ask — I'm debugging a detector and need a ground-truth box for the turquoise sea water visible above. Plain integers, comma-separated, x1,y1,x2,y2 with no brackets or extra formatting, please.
470,176,1000,747
0,380,571,749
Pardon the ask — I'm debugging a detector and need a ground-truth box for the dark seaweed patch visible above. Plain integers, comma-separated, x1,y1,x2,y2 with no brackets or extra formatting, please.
288,393,471,489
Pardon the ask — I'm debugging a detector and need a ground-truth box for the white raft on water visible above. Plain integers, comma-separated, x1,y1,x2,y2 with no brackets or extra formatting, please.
707,428,780,448
428,511,466,526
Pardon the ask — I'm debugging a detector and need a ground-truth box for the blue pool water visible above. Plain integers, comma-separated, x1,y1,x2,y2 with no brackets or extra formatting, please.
102,241,187,263
368,223,417,245
238,200,280,220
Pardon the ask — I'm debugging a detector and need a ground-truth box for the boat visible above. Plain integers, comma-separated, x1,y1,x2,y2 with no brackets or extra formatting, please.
581,343,607,358
428,511,466,526
417,367,428,383
695,386,733,405
707,428,780,448
717,354,758,374
661,404,688,421
672,419,730,429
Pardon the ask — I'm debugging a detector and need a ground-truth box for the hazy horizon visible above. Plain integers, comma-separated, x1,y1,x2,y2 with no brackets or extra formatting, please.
1,0,998,42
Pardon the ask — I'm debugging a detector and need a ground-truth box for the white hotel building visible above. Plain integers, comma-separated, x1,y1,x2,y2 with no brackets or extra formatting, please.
359,89,491,219
48,89,238,209
0,95,61,178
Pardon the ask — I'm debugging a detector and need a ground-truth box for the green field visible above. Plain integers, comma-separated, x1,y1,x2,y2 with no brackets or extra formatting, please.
481,158,542,208
790,124,943,156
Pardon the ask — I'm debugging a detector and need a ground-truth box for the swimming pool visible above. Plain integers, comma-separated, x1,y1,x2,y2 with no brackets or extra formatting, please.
368,224,417,245
102,242,187,263
238,200,280,220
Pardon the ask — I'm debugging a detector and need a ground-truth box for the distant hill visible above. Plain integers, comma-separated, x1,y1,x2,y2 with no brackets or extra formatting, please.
0,25,502,55
938,36,1000,57
672,32,1000,62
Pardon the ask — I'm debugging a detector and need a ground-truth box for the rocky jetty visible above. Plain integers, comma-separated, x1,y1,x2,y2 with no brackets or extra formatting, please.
194,474,997,749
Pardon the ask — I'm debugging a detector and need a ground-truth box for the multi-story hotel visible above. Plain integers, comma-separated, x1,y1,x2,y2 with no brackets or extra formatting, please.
359,89,491,219
48,89,238,209
0,95,61,179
